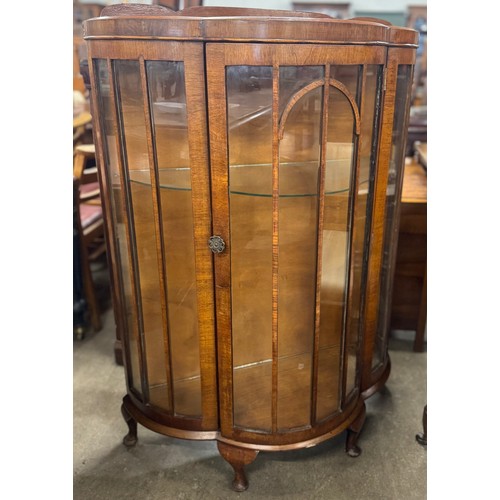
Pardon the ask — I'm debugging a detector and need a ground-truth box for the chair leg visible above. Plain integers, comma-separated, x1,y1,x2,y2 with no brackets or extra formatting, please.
81,245,101,332
413,266,426,352
416,405,427,446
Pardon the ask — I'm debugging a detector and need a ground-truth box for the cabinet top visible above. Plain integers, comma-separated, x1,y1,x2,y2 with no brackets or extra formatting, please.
83,4,418,48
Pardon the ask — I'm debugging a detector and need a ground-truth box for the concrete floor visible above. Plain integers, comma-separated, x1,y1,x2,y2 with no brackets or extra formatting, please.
74,298,426,499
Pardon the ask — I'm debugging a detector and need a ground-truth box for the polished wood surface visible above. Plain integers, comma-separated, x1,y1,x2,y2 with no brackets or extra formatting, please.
181,6,330,18
217,442,259,492
84,12,418,47
85,4,416,490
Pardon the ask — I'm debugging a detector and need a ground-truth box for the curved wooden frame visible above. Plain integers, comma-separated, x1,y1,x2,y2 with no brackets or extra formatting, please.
278,77,361,140
122,394,366,451
278,79,324,139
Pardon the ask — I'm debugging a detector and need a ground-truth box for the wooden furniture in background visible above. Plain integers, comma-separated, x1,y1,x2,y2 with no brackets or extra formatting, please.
77,58,124,365
154,0,180,9
406,5,427,30
292,2,351,18
73,2,105,92
73,145,106,334
84,5,417,490
414,141,427,169
416,404,427,446
73,110,93,149
406,4,427,105
406,105,427,156
390,155,427,352
153,0,203,9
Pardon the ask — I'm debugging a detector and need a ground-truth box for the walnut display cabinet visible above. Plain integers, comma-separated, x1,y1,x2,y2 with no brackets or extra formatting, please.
84,4,417,491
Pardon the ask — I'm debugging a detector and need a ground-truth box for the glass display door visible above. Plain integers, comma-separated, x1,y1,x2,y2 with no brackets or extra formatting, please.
207,43,386,443
89,41,217,431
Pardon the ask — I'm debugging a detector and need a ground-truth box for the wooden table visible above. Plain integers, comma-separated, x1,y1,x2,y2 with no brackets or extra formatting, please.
390,156,427,351
414,141,427,169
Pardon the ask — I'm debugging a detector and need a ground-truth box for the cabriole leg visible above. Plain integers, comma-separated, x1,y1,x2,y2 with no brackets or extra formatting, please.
345,402,366,457
217,441,259,492
121,403,138,447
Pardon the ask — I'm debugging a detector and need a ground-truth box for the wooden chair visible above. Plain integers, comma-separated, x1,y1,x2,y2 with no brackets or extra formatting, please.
73,145,106,333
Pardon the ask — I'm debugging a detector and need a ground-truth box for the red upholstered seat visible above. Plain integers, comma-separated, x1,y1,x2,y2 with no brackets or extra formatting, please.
79,203,102,229
80,181,100,200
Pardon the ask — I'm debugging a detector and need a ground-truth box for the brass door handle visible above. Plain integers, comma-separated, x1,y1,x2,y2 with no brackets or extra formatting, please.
208,235,225,254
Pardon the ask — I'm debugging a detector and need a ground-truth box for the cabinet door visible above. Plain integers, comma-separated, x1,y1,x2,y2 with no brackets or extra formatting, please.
89,41,217,431
207,43,386,443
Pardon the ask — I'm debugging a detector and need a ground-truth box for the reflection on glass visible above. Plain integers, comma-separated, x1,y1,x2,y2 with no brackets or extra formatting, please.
115,60,166,408
316,83,356,420
228,66,273,431
331,65,360,100
147,61,201,417
373,65,413,370
345,65,381,396
95,59,142,397
279,66,324,116
278,77,322,429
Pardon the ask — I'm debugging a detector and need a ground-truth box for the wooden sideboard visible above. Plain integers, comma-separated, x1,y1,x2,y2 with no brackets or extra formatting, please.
390,156,427,351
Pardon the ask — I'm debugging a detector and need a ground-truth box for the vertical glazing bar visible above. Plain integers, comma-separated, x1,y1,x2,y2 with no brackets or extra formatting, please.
341,65,365,404
139,57,174,413
108,59,150,402
311,65,330,425
271,63,280,433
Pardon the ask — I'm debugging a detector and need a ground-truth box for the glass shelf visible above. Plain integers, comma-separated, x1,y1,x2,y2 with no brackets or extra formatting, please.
127,161,368,197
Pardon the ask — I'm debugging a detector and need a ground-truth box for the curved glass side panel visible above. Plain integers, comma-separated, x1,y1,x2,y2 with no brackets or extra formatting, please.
95,59,142,398
373,65,414,370
114,59,169,408
345,65,382,397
